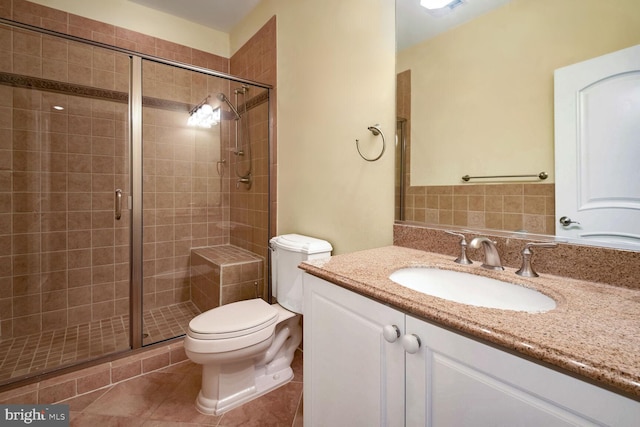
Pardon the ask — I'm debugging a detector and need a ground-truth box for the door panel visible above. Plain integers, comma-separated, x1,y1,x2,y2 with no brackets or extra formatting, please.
554,44,640,248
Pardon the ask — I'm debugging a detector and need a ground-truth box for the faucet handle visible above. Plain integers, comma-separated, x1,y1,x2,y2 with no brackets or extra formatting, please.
444,231,473,265
515,242,558,277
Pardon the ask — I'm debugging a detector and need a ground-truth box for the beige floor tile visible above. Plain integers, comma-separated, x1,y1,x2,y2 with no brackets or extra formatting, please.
67,347,303,426
71,411,145,426
216,381,303,427
64,387,113,412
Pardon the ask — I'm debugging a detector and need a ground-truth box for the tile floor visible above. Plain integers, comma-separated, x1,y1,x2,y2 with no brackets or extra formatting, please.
65,349,304,427
0,302,200,382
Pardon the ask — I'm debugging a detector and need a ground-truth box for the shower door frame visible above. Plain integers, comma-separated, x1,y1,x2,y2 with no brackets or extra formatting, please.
1,17,272,360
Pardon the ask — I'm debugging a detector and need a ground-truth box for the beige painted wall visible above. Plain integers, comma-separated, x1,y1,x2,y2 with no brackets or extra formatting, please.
28,0,230,56
397,0,640,186
234,0,396,254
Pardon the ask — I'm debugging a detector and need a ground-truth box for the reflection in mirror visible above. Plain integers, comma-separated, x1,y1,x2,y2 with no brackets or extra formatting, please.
395,0,640,249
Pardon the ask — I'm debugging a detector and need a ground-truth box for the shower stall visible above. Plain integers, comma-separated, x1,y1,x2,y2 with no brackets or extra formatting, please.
0,20,271,386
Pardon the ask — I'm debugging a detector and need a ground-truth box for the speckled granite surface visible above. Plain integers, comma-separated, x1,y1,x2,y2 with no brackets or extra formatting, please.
300,246,640,400
393,223,640,289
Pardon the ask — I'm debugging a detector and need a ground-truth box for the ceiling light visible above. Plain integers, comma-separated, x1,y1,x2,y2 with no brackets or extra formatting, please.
420,0,465,17
188,98,220,128
420,0,456,9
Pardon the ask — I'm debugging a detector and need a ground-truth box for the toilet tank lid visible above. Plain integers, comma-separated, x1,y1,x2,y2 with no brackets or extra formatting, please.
270,234,333,254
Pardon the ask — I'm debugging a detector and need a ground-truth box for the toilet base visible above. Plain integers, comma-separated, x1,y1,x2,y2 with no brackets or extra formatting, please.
187,308,302,416
194,365,294,415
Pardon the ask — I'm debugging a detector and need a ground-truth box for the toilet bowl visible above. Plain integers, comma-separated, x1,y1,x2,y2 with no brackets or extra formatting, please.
184,234,332,415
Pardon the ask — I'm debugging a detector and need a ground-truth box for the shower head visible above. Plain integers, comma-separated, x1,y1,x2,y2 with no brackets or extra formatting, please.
216,93,241,120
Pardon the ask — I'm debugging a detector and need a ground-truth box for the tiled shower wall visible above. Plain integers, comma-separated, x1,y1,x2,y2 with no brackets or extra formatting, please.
229,16,276,298
0,0,276,340
396,69,410,220
140,62,231,311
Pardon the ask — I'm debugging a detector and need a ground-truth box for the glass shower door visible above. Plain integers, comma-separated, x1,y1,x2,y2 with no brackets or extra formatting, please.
139,59,225,345
0,25,131,383
138,57,273,346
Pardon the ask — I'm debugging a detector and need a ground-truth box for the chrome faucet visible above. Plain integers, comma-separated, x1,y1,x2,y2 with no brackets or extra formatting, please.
469,237,504,270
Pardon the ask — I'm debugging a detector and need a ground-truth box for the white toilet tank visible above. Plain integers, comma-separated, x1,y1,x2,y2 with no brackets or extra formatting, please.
270,234,332,314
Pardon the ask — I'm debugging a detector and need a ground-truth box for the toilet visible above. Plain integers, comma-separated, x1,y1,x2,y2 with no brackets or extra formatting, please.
184,234,332,415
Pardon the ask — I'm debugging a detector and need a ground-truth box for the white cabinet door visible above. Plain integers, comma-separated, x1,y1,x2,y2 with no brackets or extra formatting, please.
303,274,405,427
405,315,640,427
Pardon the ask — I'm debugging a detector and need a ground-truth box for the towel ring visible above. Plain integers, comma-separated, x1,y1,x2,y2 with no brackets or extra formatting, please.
356,124,386,162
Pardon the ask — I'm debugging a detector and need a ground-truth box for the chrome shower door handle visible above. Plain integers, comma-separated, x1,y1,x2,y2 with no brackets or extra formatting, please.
115,189,122,220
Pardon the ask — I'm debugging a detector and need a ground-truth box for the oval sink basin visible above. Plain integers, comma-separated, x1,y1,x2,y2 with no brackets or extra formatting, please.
389,267,556,312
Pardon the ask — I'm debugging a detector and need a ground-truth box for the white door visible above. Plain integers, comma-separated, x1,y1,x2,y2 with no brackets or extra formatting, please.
554,44,640,249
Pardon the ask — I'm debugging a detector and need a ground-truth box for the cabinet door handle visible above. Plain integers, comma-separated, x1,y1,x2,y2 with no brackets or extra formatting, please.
402,334,422,354
382,325,401,343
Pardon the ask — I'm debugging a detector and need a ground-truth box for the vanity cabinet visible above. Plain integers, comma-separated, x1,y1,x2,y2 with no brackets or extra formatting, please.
303,273,640,427
303,272,406,426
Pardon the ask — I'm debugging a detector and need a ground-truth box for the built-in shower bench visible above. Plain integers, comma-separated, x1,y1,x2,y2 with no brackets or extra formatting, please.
190,245,264,312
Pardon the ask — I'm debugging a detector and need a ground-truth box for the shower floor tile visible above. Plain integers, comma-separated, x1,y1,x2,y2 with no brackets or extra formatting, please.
0,302,200,382
143,301,201,345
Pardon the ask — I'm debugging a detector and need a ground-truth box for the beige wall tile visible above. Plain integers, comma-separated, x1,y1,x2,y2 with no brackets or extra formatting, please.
503,195,523,213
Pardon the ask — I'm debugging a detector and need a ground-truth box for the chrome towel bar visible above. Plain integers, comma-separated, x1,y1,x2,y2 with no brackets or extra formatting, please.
461,171,548,182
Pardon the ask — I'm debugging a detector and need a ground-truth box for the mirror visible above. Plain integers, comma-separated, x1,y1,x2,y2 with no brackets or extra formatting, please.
395,0,640,247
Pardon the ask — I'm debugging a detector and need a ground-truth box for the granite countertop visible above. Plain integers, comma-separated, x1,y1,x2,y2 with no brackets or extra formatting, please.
299,246,640,400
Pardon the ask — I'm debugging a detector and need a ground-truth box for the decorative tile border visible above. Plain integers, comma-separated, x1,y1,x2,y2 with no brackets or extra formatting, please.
0,71,128,102
0,71,191,112
1,71,269,114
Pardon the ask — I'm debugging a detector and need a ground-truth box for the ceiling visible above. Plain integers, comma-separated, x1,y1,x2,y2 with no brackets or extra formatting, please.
396,0,514,51
129,0,261,32
129,0,513,51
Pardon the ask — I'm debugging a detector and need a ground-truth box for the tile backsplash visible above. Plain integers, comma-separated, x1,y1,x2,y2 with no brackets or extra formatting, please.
403,183,555,235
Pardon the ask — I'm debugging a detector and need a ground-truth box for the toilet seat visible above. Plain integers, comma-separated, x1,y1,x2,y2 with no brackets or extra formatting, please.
188,298,278,341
